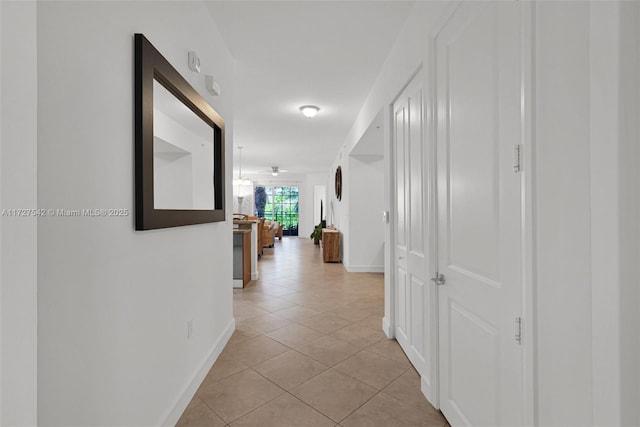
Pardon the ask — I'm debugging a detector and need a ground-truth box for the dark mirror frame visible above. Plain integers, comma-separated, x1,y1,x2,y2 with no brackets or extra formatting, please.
335,166,342,201
134,33,225,230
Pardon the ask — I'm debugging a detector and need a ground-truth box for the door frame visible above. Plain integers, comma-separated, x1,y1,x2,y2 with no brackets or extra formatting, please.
385,63,425,343
386,62,441,407
385,1,536,424
519,2,537,425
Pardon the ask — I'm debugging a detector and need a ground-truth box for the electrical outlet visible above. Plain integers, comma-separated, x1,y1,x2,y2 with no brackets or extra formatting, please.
187,320,193,339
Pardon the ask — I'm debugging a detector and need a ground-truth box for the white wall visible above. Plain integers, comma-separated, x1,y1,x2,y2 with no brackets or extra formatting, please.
232,182,254,216
347,155,384,272
327,149,349,263
325,148,387,273
0,2,38,425
338,110,385,273
301,173,329,238
627,7,640,425
313,185,326,226
590,2,640,425
36,2,235,425
534,3,593,424
535,3,640,425
616,4,640,420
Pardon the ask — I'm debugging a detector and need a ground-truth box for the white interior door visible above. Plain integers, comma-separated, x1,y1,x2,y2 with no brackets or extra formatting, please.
393,72,432,390
436,2,523,426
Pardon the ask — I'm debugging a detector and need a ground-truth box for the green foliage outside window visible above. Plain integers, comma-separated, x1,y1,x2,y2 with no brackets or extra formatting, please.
260,186,299,235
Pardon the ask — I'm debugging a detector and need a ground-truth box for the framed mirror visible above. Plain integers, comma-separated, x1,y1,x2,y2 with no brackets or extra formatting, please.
135,33,225,230
335,166,342,201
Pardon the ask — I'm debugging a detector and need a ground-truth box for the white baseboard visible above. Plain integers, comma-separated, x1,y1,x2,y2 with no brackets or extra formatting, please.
344,264,384,273
162,317,235,426
382,316,394,338
233,279,243,288
251,272,259,280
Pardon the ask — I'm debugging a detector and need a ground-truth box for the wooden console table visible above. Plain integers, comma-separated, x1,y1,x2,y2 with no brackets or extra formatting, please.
233,229,251,288
322,228,340,263
234,220,259,280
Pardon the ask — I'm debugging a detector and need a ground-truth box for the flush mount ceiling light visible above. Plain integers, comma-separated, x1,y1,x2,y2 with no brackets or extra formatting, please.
299,105,320,118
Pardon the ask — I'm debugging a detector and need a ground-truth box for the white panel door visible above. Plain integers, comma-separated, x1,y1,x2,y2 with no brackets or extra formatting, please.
436,3,523,426
393,73,430,384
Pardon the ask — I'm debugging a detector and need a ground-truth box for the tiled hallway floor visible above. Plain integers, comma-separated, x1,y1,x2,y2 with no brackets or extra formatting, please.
177,237,448,426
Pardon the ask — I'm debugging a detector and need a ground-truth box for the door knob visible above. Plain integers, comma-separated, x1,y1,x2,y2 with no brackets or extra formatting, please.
431,273,446,286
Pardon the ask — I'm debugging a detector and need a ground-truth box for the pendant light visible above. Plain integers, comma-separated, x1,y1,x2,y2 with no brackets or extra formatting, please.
233,147,252,201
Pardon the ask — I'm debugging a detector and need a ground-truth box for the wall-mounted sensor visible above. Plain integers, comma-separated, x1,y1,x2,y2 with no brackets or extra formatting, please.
206,75,221,96
188,51,200,73
382,211,389,223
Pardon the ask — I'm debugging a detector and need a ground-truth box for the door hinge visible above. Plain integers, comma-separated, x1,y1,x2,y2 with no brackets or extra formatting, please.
515,317,522,345
513,144,522,173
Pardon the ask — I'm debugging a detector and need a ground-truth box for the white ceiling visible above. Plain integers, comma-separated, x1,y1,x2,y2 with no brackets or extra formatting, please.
205,1,415,177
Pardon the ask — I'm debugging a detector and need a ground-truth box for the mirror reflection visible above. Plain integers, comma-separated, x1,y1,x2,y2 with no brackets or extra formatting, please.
153,79,215,210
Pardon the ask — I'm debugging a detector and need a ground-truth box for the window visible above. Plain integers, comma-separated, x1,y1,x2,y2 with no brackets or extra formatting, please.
255,186,299,236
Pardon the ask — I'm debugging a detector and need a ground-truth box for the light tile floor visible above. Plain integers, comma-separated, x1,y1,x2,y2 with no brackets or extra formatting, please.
177,237,448,427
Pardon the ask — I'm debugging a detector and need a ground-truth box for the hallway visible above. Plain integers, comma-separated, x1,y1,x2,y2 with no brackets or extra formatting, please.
177,237,447,426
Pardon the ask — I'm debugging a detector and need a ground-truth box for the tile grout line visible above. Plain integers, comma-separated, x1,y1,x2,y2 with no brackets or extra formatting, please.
221,366,289,425
336,387,382,425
